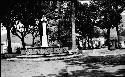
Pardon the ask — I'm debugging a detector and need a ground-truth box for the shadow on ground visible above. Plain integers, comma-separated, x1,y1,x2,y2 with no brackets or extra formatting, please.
32,54,125,77
56,54,125,77
57,66,125,77
64,54,125,65
58,69,113,77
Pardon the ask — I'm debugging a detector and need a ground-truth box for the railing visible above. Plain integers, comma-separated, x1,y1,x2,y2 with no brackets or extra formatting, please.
20,47,69,55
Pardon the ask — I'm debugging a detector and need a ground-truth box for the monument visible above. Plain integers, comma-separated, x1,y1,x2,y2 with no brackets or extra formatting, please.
41,15,48,47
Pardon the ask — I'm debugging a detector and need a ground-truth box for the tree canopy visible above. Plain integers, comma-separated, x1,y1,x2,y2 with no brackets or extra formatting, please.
1,0,125,50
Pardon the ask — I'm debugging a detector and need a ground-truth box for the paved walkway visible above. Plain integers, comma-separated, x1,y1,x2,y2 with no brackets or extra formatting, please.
3,49,125,77
7,48,125,61
81,48,125,56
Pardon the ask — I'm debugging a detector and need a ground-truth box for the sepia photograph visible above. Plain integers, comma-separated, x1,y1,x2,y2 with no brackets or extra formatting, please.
1,0,125,77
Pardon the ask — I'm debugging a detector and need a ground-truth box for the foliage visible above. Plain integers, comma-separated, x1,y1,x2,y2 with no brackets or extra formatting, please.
75,0,124,37
10,1,34,48
93,26,107,38
5,0,73,47
1,11,15,53
93,0,125,29
2,0,124,49
29,25,39,46
47,1,72,46
120,29,125,36
75,1,97,38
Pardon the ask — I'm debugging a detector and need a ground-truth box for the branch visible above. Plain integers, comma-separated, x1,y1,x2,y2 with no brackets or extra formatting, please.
11,32,22,39
24,30,31,36
34,32,39,37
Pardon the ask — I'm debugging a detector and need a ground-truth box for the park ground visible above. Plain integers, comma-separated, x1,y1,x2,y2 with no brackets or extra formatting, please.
1,48,125,77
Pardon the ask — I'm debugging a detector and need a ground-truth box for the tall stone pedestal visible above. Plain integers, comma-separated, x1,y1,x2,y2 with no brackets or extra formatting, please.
41,21,48,47
41,35,48,47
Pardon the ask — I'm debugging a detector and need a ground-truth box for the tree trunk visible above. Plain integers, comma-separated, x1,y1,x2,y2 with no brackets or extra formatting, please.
7,29,12,54
116,26,120,49
85,37,88,49
21,36,25,49
87,36,89,49
107,28,111,50
90,38,93,49
71,2,76,51
38,21,43,46
32,35,35,47
58,21,60,46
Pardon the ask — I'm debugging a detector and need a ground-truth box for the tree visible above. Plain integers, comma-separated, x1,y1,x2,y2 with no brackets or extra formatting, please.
29,25,39,47
1,14,15,53
45,1,72,47
11,1,33,49
11,21,29,49
54,1,77,50
30,1,57,46
56,1,74,48
93,0,125,49
71,2,76,51
120,29,125,36
58,19,72,47
47,19,59,46
93,26,102,38
75,1,97,49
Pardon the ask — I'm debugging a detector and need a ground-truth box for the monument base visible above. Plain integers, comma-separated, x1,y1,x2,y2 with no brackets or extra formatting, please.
41,35,48,47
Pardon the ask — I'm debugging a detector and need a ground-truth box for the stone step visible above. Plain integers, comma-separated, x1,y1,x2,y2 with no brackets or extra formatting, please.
6,54,78,61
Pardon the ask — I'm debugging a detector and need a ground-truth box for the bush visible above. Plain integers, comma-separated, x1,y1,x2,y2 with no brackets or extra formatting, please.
16,47,21,54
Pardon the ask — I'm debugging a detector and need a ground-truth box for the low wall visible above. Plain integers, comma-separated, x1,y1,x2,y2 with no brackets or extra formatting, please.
20,47,69,55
